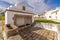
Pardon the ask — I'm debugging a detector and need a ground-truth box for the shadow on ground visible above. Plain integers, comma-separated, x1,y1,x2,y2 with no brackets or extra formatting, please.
18,27,48,40
8,26,48,40
8,26,57,40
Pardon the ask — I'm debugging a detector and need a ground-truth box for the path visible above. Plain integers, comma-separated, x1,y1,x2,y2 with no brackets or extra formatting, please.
8,26,58,40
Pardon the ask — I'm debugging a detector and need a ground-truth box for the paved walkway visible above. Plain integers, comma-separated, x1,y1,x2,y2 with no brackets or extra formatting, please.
58,31,60,40
0,27,4,40
8,27,58,40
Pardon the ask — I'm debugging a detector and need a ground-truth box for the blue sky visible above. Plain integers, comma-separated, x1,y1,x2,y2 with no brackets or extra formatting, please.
0,0,60,14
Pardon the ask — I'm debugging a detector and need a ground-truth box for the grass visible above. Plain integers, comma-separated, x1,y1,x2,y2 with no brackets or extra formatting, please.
34,19,60,24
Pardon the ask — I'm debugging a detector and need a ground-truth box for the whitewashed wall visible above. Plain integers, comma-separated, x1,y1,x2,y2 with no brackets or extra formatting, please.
5,11,34,25
5,3,35,25
45,9,60,22
7,3,31,13
45,11,52,20
5,11,14,24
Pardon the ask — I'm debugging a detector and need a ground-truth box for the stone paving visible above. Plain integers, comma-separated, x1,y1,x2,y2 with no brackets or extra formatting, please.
8,27,58,40
0,27,4,40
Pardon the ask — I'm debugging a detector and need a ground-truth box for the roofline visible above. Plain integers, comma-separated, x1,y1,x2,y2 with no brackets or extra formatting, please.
52,10,59,13
5,9,36,15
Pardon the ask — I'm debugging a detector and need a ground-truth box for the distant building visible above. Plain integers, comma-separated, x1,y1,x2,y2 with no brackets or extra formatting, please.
39,13,46,19
45,8,60,22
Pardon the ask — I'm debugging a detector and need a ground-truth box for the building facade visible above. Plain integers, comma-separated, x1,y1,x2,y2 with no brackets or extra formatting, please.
45,8,60,22
5,3,35,26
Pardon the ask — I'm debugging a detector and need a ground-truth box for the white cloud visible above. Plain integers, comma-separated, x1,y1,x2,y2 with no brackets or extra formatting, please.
0,5,6,9
0,0,52,14
26,0,51,14
2,0,23,4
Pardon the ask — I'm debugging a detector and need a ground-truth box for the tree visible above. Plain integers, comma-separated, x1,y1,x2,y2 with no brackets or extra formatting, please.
0,12,5,16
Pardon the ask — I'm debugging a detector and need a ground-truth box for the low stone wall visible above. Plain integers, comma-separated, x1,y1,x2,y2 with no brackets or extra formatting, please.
34,23,58,32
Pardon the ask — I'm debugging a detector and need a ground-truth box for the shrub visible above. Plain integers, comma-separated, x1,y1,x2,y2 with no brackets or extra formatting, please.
34,20,60,24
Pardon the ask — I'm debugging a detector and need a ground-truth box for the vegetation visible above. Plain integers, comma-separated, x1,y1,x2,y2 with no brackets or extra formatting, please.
0,16,5,20
34,19,60,24
0,12,5,20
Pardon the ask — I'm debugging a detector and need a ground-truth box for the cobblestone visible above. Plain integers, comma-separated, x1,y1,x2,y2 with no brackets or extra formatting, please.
8,27,58,40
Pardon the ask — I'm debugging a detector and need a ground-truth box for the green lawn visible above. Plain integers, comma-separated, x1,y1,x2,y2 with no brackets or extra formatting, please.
34,19,60,24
